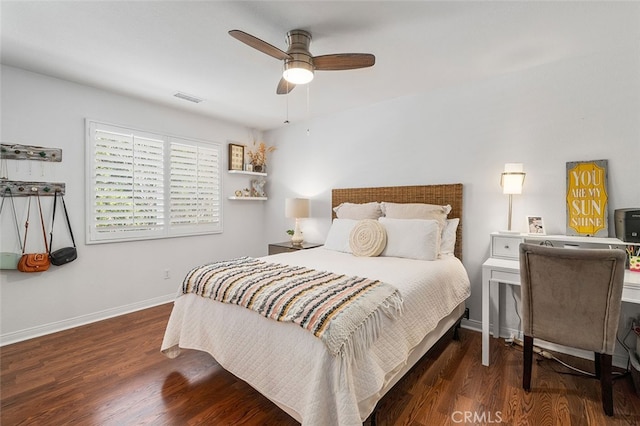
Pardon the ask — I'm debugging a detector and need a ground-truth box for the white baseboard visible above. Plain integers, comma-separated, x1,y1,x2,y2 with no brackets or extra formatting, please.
0,294,176,347
461,318,481,333
460,319,630,369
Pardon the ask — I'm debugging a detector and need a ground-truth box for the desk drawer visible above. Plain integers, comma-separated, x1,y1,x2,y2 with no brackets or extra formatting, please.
490,270,521,285
491,235,523,260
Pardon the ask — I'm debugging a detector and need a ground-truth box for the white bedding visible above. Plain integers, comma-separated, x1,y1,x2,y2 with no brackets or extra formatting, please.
161,248,470,425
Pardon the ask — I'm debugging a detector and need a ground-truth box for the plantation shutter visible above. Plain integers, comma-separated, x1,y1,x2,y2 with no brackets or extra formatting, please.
169,138,221,235
87,120,222,243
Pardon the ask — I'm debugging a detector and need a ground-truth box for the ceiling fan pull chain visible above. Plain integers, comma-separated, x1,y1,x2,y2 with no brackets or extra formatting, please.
306,85,310,135
284,84,290,124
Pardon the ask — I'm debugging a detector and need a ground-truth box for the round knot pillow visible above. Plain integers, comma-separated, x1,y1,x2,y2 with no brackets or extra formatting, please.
349,219,387,257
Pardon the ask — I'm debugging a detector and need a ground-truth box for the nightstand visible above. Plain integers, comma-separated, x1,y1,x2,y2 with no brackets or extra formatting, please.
268,241,323,255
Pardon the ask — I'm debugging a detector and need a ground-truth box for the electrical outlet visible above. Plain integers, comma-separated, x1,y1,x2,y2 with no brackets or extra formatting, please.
164,269,170,280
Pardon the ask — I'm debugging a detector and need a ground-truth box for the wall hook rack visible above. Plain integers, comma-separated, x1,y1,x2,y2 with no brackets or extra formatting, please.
0,143,62,162
1,180,65,196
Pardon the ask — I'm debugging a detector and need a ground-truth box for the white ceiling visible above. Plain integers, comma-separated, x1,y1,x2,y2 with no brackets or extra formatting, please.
2,1,638,131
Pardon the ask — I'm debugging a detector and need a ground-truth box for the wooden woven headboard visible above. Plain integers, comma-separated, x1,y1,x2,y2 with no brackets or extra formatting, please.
331,184,463,260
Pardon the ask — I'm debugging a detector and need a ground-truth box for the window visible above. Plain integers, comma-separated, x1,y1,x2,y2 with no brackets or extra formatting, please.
86,120,222,243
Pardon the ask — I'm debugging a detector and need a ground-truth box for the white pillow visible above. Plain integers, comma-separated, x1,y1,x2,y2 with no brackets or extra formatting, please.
378,217,441,261
333,202,382,220
349,219,387,257
440,218,459,256
381,202,451,230
323,219,359,253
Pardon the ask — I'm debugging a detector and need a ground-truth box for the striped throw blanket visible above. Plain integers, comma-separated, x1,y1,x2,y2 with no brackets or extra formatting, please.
182,257,403,360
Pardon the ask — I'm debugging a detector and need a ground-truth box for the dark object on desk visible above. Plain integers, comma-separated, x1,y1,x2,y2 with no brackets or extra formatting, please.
519,243,626,416
615,208,640,243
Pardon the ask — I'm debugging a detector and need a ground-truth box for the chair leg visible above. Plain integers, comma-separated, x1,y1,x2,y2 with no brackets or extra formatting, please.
597,353,614,416
594,352,601,379
523,335,533,391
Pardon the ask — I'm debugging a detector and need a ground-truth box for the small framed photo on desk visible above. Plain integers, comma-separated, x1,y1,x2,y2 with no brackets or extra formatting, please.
527,216,546,235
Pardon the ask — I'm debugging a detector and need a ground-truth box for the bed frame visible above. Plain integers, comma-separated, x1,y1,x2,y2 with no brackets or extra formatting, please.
331,183,466,425
164,183,467,425
332,183,463,260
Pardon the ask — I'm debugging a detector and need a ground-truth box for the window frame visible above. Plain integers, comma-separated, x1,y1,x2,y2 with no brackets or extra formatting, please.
85,119,223,244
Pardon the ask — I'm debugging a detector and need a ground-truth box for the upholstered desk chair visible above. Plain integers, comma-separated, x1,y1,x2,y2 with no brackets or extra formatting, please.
519,243,626,416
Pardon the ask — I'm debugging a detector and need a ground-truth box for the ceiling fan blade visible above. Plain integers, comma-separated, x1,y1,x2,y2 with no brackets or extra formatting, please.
276,77,296,95
313,53,375,71
229,30,291,61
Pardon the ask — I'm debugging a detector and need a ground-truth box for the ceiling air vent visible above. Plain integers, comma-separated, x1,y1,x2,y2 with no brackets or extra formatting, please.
174,92,204,103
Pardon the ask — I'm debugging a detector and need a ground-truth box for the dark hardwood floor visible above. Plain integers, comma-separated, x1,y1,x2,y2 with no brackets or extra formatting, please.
2,303,639,425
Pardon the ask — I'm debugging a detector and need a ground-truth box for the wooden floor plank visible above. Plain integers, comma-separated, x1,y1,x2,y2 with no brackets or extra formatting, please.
2,303,639,425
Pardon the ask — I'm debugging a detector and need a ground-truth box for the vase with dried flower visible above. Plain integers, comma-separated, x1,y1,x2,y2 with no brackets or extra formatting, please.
245,141,276,173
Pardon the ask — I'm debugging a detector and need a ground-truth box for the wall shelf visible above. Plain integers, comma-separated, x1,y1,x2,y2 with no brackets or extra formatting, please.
228,196,267,201
227,170,267,177
228,170,268,199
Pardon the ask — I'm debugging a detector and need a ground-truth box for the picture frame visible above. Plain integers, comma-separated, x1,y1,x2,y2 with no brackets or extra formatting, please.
526,216,546,235
566,159,608,237
228,143,245,171
250,178,266,198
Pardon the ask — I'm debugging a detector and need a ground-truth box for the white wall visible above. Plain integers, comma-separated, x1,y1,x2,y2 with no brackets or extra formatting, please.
2,43,639,351
0,66,267,343
263,49,640,340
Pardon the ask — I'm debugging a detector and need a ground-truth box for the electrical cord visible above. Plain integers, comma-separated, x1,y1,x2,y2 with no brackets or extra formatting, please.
617,322,640,373
511,288,522,339
506,337,628,378
617,323,634,354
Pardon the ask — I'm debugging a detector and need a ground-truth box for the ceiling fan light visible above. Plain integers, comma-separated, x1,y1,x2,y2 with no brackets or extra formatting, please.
283,67,314,85
283,58,314,85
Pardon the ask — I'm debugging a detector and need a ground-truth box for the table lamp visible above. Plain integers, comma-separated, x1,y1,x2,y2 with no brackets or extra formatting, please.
285,198,310,245
500,163,526,232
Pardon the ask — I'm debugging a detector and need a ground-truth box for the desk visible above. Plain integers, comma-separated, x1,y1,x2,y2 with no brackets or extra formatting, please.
482,233,640,366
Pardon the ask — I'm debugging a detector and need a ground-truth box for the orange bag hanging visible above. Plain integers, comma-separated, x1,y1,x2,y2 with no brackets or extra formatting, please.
17,253,50,272
17,194,50,273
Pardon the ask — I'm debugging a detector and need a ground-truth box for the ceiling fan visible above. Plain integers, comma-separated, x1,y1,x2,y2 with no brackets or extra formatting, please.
229,29,375,94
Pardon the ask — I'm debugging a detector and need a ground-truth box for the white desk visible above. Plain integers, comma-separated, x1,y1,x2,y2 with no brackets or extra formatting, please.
481,233,640,367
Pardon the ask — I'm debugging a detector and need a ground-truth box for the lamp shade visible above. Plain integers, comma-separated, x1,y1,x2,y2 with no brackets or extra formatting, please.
285,198,310,219
501,163,525,195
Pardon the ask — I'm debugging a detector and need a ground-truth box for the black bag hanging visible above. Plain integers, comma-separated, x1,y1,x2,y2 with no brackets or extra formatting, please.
49,191,77,266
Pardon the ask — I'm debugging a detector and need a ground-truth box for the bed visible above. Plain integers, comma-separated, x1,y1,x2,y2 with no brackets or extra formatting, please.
161,184,470,425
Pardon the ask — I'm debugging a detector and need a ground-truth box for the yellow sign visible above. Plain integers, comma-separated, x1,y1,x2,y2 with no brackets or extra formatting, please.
566,160,608,236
